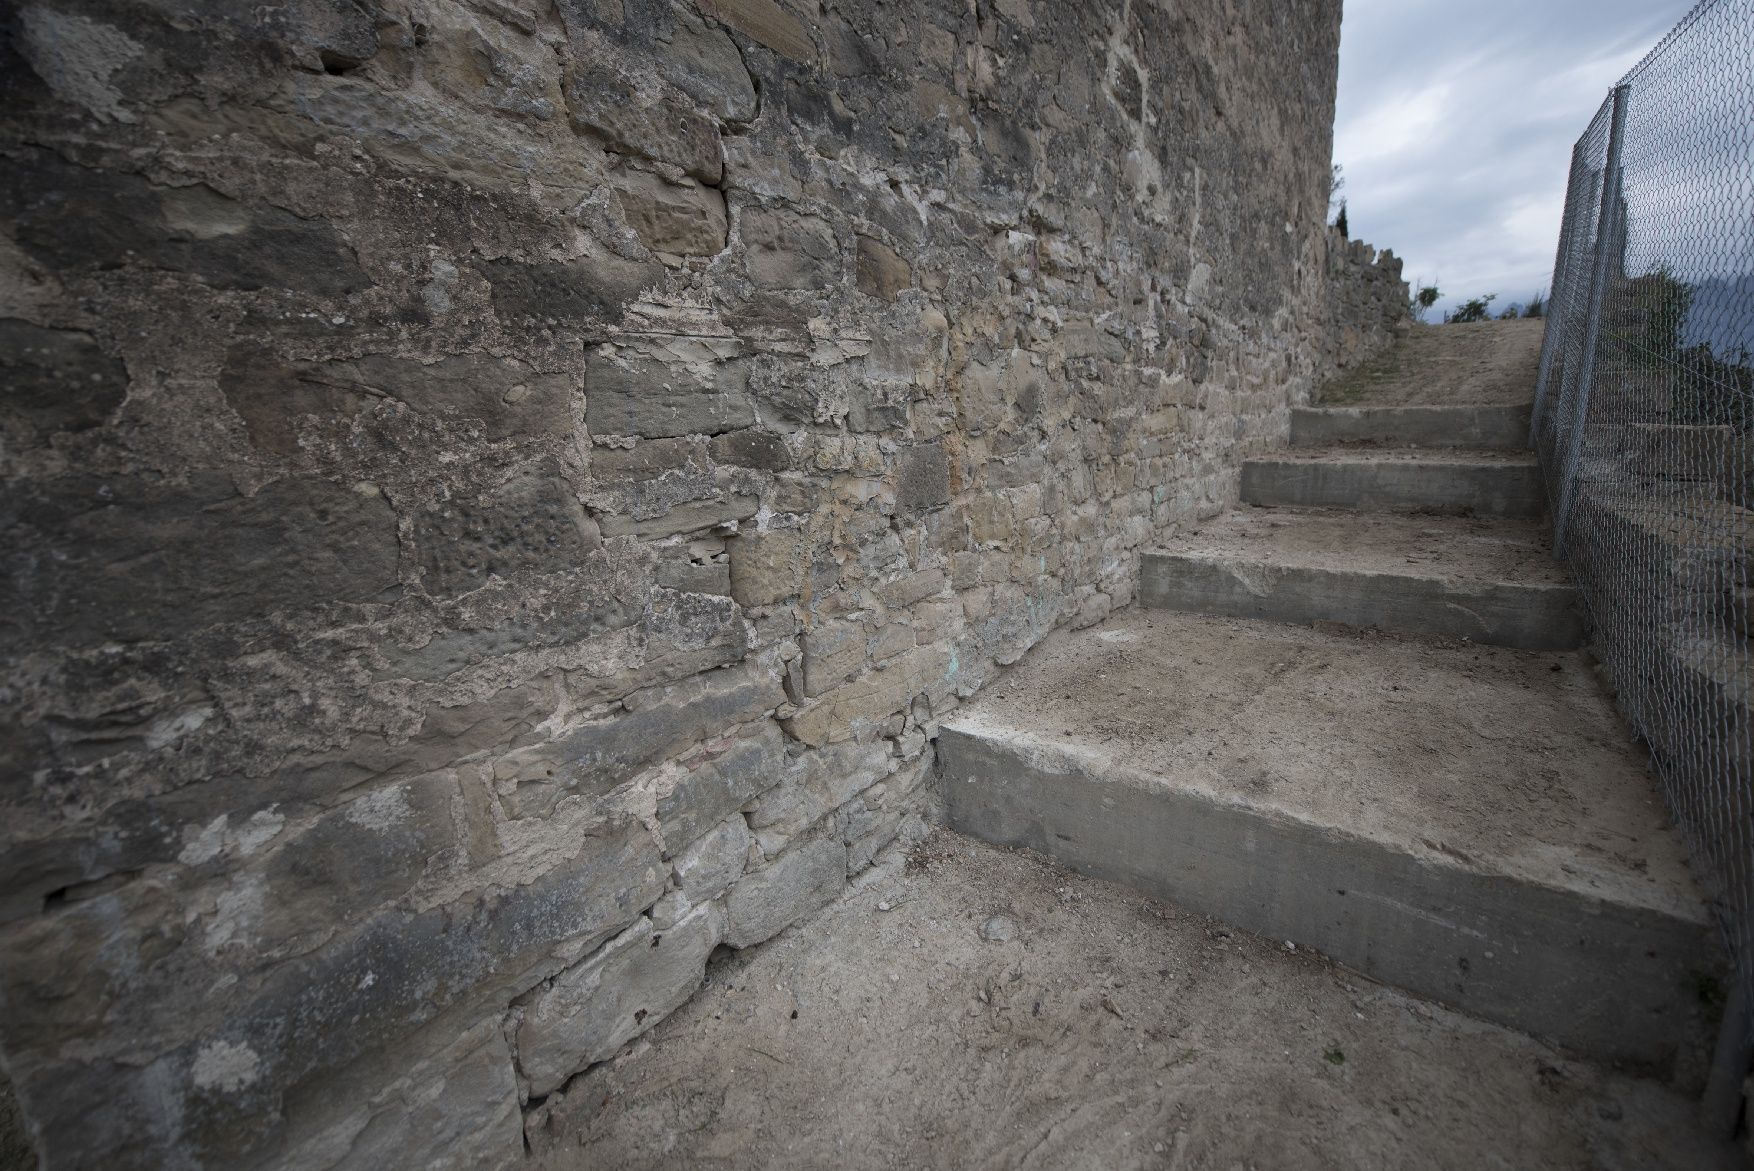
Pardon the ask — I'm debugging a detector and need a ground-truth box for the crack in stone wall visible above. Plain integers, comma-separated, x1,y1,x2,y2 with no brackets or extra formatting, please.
0,0,1405,1166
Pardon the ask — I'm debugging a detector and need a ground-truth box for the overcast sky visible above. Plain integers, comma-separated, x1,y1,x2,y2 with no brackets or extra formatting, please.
1333,0,1694,320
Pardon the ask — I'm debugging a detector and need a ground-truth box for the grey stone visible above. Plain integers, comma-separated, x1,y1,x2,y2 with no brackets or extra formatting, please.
564,61,723,184
1,472,400,647
673,814,750,902
486,254,660,327
660,5,758,122
555,666,781,800
219,346,580,455
746,740,890,854
695,0,816,63
741,207,839,291
708,427,793,472
0,152,371,297
586,351,753,439
611,170,728,257
894,442,951,512
656,724,785,850
517,904,722,1096
723,836,846,948
416,472,601,595
0,319,128,435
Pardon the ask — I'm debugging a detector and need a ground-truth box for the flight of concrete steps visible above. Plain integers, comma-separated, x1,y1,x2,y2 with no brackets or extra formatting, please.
940,389,1724,1082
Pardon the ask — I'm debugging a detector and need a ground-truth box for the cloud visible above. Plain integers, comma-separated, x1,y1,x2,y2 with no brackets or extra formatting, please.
1335,0,1693,319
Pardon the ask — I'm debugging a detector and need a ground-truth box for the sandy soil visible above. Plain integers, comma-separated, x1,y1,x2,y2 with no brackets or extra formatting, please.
950,610,1701,918
1320,320,1546,406
533,832,1735,1171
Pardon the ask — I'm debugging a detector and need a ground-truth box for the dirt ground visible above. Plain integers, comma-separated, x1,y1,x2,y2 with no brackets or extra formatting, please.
1320,319,1546,406
532,832,1737,1171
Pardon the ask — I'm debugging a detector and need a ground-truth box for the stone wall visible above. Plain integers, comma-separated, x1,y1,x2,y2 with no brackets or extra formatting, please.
0,1,1397,1166
1323,230,1413,371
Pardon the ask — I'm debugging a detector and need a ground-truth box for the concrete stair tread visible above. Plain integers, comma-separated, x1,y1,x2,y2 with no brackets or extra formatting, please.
1252,448,1537,466
1292,403,1534,451
949,610,1704,924
1157,507,1571,589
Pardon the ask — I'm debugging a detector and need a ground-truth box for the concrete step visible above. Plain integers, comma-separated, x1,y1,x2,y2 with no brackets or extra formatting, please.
1140,508,1587,650
939,610,1722,1080
1241,450,1544,516
1293,403,1533,449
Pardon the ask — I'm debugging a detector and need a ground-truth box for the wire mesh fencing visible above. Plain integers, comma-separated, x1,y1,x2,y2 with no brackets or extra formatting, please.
1532,0,1754,1054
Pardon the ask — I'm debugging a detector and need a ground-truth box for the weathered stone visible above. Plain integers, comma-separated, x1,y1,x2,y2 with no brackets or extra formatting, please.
801,620,863,697
695,0,816,64
563,60,722,184
741,207,839,291
660,6,759,121
708,427,793,472
219,346,579,455
554,665,780,800
746,740,890,853
723,836,845,948
416,472,601,595
610,169,728,257
673,814,750,903
782,645,952,748
594,494,759,538
727,527,810,606
0,319,128,435
656,724,785,850
894,442,951,513
517,904,721,1095
586,349,753,439
2,473,399,646
1,152,371,297
486,254,660,327
292,1018,522,1171
246,774,458,958
855,236,912,301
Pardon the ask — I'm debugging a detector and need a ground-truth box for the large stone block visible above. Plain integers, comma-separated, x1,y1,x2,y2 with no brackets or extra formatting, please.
563,61,722,183
610,169,728,257
0,152,371,297
741,207,839,291
219,346,579,455
672,814,750,903
552,665,781,800
2,472,400,647
0,319,128,437
415,471,601,595
659,6,758,121
726,527,810,606
655,724,785,851
695,0,816,63
585,349,753,439
782,645,951,747
722,837,845,948
516,904,721,1096
486,254,659,327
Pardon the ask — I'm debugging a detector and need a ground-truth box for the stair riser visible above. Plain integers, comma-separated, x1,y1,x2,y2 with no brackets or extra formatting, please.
1139,553,1586,650
1292,404,1533,449
1241,460,1544,516
939,726,1717,1077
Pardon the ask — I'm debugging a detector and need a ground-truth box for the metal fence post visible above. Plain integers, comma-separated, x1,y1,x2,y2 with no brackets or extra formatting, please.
1551,84,1630,559
1530,140,1587,448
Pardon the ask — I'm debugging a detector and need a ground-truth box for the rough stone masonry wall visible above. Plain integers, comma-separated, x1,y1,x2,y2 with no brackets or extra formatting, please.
0,1,1403,1167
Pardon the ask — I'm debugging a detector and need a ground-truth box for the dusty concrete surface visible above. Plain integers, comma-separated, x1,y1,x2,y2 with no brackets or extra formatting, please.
1292,403,1535,449
950,610,1700,918
1318,320,1545,406
1240,451,1543,516
530,831,1736,1171
1166,507,1571,586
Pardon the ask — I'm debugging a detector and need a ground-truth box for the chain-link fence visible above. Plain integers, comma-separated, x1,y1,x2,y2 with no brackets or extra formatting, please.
1531,0,1754,1100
